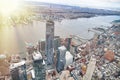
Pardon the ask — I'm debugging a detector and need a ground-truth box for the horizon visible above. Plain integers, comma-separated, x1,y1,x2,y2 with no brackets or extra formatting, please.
26,0,120,11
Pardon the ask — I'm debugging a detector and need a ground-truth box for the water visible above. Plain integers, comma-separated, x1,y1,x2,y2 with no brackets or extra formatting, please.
0,15,119,54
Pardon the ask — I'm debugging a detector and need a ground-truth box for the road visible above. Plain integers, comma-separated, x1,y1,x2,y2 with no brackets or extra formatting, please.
83,56,96,80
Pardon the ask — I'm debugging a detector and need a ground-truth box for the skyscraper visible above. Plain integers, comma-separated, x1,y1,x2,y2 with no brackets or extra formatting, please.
56,46,67,73
32,52,46,80
10,60,27,80
45,20,54,65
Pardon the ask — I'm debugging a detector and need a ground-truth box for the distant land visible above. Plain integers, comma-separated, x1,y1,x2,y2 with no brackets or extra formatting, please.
25,1,120,20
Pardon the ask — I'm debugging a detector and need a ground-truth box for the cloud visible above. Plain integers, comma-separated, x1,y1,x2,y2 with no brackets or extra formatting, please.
109,0,120,2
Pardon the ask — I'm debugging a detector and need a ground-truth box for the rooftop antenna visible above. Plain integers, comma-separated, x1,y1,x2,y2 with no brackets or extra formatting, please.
48,4,52,21
47,4,62,22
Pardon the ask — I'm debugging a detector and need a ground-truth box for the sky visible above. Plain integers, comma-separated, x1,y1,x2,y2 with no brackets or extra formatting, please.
27,0,120,10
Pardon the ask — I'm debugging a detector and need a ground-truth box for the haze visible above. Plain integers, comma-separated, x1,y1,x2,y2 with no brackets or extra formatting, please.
27,0,120,10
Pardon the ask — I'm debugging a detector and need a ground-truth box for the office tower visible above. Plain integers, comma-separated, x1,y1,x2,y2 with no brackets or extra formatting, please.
38,40,45,52
56,46,67,73
45,20,54,65
65,51,73,67
32,51,46,80
10,61,27,80
54,36,61,51
65,38,72,51
19,64,27,80
10,68,20,80
26,44,34,61
26,43,34,55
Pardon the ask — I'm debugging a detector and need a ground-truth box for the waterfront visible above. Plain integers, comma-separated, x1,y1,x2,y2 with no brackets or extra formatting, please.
0,15,119,54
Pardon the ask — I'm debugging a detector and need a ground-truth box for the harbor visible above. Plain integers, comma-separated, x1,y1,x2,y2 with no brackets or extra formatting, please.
0,0,120,80
0,19,120,80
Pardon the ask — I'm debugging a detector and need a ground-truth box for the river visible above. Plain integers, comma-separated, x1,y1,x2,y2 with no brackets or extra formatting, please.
0,15,120,54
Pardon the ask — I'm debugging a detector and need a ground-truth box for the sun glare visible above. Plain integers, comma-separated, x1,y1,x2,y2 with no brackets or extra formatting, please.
0,0,22,17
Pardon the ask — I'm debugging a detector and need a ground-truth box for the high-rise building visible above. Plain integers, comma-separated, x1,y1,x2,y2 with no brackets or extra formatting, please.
37,40,45,53
10,68,20,80
32,51,46,80
45,20,55,65
54,36,61,51
10,61,27,80
65,38,72,51
26,43,34,61
56,46,67,73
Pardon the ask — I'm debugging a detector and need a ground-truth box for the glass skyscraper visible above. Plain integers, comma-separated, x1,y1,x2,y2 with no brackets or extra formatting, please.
45,20,54,65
